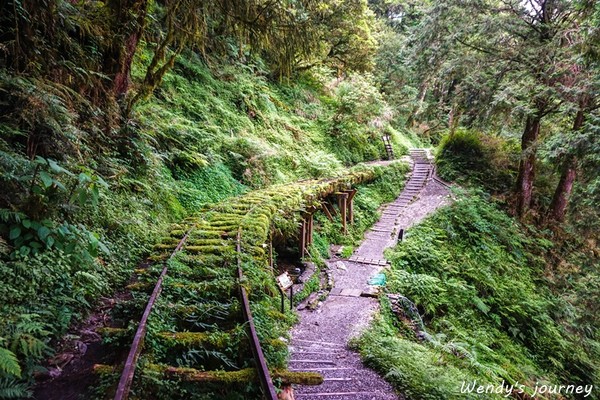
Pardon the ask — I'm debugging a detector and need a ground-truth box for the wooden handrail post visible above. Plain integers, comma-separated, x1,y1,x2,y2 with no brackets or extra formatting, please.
337,192,348,235
344,189,357,225
299,219,306,258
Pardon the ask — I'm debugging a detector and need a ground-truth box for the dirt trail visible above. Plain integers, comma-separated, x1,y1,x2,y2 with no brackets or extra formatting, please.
288,149,451,400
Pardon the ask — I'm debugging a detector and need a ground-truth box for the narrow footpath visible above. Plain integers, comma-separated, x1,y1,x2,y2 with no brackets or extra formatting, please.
288,149,451,400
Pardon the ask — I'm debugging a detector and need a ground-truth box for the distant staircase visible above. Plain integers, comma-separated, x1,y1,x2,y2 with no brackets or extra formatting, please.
409,148,428,164
382,134,394,160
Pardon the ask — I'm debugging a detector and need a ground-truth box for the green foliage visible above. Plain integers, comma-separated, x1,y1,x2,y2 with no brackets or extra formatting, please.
541,115,600,232
0,378,31,399
372,0,599,222
325,73,395,164
0,349,20,378
436,129,519,193
358,192,600,399
358,319,484,400
176,163,247,211
134,53,412,189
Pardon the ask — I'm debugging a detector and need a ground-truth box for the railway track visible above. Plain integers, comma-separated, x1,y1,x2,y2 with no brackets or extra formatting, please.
92,165,394,400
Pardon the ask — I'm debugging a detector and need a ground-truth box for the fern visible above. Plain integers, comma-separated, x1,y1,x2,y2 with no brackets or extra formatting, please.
0,348,21,378
0,378,31,399
0,209,25,224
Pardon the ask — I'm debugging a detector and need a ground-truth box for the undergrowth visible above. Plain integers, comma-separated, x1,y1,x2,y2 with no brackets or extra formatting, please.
357,191,600,399
435,129,519,194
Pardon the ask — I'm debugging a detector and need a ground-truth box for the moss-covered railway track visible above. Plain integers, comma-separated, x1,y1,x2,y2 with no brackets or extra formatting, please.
93,164,399,400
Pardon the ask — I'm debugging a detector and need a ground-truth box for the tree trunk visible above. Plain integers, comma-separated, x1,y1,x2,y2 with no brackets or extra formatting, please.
547,108,586,222
548,157,577,222
515,115,541,216
448,103,461,136
112,29,143,96
104,0,148,98
405,81,428,128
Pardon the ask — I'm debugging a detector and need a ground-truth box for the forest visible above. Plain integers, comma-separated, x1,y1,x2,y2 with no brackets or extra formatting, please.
0,0,598,399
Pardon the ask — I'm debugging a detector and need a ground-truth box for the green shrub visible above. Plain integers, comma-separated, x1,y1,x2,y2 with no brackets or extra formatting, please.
436,129,518,193
358,192,600,399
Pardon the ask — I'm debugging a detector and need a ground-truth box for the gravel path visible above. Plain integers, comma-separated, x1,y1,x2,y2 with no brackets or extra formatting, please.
288,149,451,400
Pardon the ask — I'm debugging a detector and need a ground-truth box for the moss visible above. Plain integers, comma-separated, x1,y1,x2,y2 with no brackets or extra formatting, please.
148,364,256,383
97,327,128,338
272,370,324,385
125,282,153,291
169,229,187,237
153,243,180,251
173,253,227,268
164,278,237,293
156,330,234,348
158,236,181,245
185,239,228,247
92,364,121,376
267,338,287,349
188,230,228,239
183,245,235,254
144,364,323,385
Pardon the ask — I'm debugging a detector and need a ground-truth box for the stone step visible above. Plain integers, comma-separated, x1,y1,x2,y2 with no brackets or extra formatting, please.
347,256,388,266
385,204,405,209
289,359,337,368
370,228,393,233
292,338,345,348
330,288,364,297
296,387,396,399
289,367,361,380
292,349,342,356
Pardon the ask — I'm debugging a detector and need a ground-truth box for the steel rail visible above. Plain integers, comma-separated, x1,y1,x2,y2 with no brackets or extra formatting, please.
113,225,279,400
113,227,194,400
236,230,279,400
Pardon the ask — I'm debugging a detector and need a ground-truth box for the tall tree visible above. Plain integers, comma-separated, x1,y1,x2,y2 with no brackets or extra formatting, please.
547,3,600,222
384,0,596,217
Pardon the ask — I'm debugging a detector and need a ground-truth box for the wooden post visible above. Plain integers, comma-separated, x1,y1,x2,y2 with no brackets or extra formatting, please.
345,189,357,225
337,193,348,235
307,212,314,247
299,219,306,258
321,202,333,221
269,236,273,271
304,217,310,252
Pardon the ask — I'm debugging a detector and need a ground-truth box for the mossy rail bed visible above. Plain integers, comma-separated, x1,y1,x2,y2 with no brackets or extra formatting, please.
94,161,406,399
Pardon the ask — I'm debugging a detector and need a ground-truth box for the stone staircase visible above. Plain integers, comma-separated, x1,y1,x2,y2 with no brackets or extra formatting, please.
289,149,435,400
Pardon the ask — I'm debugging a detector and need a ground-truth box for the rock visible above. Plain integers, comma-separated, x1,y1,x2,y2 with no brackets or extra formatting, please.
336,261,347,271
49,352,74,368
360,287,379,298
80,329,101,342
75,340,88,356
330,244,342,256
297,262,316,284
48,367,62,379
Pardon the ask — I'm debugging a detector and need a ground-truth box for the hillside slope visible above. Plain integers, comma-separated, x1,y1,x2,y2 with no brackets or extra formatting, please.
0,48,417,396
